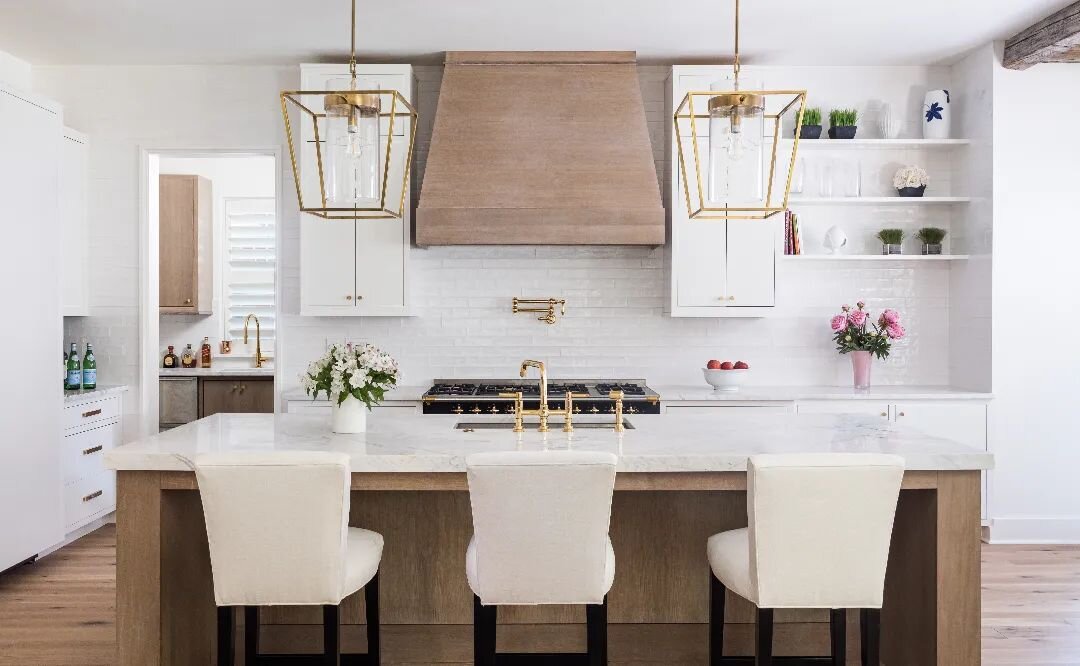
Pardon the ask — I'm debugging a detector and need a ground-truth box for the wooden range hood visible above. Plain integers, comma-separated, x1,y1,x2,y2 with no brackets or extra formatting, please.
416,51,665,245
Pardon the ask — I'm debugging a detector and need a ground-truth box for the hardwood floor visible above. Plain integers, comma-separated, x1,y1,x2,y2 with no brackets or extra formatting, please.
0,525,1077,665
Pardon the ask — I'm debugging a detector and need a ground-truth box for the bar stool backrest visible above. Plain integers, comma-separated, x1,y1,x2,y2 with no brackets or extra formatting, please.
747,453,904,609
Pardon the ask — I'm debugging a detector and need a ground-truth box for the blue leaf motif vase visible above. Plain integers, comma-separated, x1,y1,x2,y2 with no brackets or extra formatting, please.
922,89,951,139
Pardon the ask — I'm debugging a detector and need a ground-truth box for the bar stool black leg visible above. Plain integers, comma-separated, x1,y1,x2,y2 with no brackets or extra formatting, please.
710,573,727,665
217,606,234,666
755,607,774,666
586,596,608,666
244,607,259,666
323,604,340,666
830,609,846,666
862,608,880,666
473,594,497,666
860,609,868,666
365,572,381,664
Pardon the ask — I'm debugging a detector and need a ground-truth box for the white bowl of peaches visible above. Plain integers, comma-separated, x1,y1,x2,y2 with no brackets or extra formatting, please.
703,360,750,391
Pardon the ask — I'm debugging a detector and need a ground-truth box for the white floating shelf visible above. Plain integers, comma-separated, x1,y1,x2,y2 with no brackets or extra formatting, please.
782,254,970,262
781,138,971,148
788,196,971,204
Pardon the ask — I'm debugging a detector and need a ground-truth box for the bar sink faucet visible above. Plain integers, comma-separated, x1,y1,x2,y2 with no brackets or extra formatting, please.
243,313,268,369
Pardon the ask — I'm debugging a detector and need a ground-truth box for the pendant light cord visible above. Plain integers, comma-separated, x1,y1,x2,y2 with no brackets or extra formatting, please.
732,0,741,88
349,0,357,80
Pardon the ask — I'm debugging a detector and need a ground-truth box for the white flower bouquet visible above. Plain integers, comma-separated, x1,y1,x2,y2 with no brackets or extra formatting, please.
893,165,929,190
301,343,398,408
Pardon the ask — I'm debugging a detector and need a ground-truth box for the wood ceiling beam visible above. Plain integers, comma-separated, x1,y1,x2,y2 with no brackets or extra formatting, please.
1004,0,1080,69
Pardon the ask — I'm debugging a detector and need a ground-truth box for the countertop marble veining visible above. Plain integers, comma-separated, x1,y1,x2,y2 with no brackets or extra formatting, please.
105,411,993,473
654,385,993,402
63,385,129,404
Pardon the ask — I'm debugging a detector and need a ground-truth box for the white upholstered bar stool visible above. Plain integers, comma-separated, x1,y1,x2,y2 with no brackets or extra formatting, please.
465,451,618,666
195,451,383,666
708,453,904,666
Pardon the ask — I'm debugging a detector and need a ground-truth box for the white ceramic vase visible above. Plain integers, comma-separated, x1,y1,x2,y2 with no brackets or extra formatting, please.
878,103,899,139
823,225,848,254
922,89,951,139
332,394,368,433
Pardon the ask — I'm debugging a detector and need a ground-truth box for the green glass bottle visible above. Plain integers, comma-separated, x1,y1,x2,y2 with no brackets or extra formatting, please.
63,351,68,389
65,342,82,390
82,343,97,390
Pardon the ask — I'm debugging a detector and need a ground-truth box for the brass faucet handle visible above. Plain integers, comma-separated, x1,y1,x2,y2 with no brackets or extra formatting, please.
609,390,626,433
608,390,625,400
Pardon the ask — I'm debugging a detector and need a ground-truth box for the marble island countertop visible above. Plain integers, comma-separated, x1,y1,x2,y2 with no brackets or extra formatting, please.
160,367,275,378
106,411,993,473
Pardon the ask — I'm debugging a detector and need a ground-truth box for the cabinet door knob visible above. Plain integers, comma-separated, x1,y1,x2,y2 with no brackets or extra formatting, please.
239,385,246,394
232,385,239,392
898,411,905,417
357,295,363,300
728,295,736,301
880,412,888,417
345,295,353,301
184,298,192,304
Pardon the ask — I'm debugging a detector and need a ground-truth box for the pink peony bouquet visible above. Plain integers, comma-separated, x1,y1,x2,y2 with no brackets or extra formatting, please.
830,301,905,359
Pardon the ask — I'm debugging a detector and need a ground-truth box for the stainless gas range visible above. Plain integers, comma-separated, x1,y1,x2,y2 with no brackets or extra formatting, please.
421,379,661,415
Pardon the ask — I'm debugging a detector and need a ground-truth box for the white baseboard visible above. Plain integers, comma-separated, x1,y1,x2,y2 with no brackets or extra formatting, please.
987,517,1080,544
37,512,115,558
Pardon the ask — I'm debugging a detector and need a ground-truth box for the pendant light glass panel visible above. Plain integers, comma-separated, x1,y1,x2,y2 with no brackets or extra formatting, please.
707,79,765,207
324,77,381,208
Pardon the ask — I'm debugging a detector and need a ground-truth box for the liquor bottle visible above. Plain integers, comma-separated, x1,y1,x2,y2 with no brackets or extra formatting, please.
63,351,68,388
82,343,97,390
163,345,179,369
65,343,82,390
200,337,212,368
181,344,197,368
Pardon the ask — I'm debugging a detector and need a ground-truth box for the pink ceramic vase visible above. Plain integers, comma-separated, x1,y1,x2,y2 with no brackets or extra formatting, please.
851,351,872,389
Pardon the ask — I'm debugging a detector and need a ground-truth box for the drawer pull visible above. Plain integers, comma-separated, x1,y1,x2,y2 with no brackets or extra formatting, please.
82,408,103,418
82,490,103,503
82,445,104,456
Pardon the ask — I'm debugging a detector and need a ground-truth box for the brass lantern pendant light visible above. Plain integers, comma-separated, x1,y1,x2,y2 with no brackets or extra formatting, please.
281,0,418,219
673,0,807,220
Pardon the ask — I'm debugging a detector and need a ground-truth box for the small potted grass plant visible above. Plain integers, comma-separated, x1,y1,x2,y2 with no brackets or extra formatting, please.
877,228,905,255
797,107,823,139
828,108,858,139
917,227,946,255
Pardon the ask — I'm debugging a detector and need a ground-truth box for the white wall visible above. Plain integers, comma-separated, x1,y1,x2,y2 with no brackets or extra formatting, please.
989,45,1080,543
0,49,31,90
158,154,276,356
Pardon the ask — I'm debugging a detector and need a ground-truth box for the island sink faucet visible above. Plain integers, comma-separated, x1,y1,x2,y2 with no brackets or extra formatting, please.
499,360,603,434
242,313,268,369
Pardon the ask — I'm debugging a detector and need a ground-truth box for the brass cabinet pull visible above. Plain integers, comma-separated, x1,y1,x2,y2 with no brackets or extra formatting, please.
82,445,103,456
898,411,906,417
880,412,888,417
82,490,103,503
357,295,363,300
239,385,246,394
82,408,102,418
232,385,239,392
346,295,353,300
184,298,192,304
728,296,736,301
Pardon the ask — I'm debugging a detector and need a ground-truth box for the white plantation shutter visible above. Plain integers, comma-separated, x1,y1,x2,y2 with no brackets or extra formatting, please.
224,197,276,349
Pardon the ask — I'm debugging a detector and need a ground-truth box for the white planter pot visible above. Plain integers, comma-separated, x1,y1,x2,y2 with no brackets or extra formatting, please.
332,395,368,433
922,89,951,139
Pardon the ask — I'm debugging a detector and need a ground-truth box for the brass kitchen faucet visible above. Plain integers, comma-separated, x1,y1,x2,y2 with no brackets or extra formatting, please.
500,360,623,433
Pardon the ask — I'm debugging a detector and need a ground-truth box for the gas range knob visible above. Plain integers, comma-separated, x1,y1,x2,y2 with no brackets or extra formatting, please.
552,402,563,411
452,404,464,414
573,405,582,414
470,405,482,414
489,405,500,414
589,406,600,414
627,405,639,414
608,405,617,413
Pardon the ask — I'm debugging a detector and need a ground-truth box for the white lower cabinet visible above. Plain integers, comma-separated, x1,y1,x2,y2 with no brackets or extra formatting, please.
63,395,122,532
663,404,794,416
797,399,989,522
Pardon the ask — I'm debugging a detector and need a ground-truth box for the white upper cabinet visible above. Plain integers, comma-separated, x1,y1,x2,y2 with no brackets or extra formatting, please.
667,66,778,317
61,128,89,316
298,64,413,317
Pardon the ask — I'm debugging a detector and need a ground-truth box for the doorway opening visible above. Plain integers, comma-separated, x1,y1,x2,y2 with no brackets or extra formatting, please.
140,149,281,434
